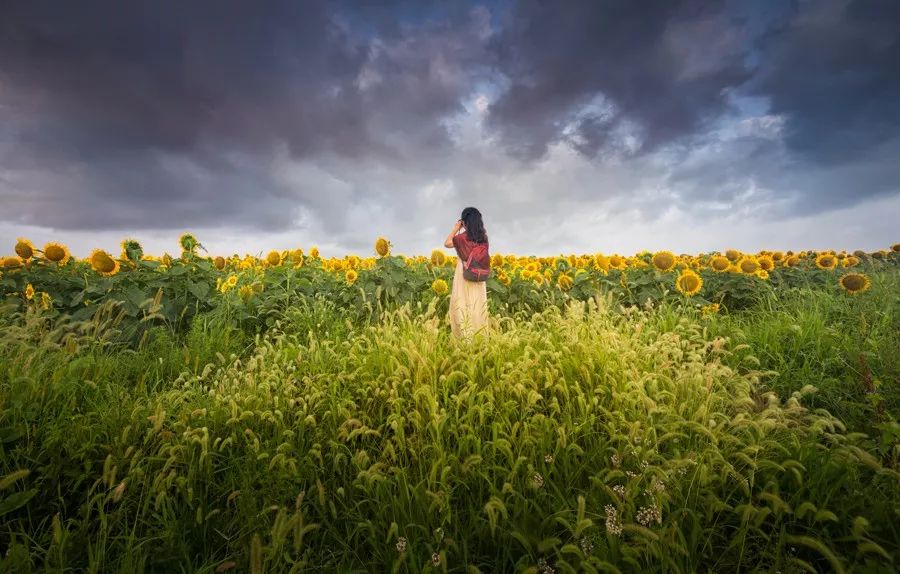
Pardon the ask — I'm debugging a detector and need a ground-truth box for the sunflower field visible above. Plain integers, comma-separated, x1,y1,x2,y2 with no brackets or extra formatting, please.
1,235,899,572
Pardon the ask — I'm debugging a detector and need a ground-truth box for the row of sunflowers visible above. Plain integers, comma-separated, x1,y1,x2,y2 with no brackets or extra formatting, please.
2,234,898,338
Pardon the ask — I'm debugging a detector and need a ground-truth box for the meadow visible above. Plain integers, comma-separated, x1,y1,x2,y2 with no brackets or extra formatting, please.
0,236,898,573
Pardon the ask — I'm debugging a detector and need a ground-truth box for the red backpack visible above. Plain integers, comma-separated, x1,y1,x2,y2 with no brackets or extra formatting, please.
463,243,491,282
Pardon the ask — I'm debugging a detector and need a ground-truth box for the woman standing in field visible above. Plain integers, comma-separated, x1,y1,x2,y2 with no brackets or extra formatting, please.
444,207,491,338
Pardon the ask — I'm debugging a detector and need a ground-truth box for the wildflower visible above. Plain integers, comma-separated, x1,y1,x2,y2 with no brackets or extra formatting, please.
345,269,358,285
675,270,702,296
24,283,34,300
651,251,676,272
625,470,638,479
431,249,447,266
537,557,555,574
613,484,626,498
579,535,594,555
431,278,449,296
375,237,391,258
89,249,120,276
839,273,870,294
431,553,441,567
636,504,662,526
434,527,444,541
544,454,554,464
15,238,34,260
395,537,407,553
43,242,71,265
532,473,544,489
610,453,620,467
604,504,622,536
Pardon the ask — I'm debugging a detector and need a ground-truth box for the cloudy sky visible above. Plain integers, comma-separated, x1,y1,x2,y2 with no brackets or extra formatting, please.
1,0,898,257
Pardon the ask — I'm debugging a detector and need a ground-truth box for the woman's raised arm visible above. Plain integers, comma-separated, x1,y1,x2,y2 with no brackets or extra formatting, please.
444,220,463,248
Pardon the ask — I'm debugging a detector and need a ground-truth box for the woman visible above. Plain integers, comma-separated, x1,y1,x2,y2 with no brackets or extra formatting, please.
443,207,490,338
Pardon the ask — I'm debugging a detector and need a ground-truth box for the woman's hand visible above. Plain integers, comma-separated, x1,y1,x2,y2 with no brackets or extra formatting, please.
445,220,463,248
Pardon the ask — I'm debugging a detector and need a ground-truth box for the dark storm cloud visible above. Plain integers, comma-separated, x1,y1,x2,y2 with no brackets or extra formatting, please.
486,0,751,160
0,0,490,229
743,0,900,207
1,0,899,241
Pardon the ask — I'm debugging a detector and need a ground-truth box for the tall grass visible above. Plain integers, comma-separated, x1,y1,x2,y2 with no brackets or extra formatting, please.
1,288,898,572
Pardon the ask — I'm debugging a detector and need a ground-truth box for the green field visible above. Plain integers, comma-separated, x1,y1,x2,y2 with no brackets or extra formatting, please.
1,242,899,572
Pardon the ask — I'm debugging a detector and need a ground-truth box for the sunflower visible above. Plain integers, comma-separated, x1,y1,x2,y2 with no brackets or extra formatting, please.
431,249,447,266
89,249,120,276
651,251,677,272
41,242,70,265
557,273,573,290
725,249,741,262
266,250,282,267
238,285,254,301
24,283,34,300
815,253,837,270
431,278,448,295
593,253,610,272
772,251,784,263
121,239,143,262
375,237,391,258
757,255,774,271
786,255,801,267
842,256,859,267
345,269,359,285
213,256,226,270
710,255,730,272
290,248,304,263
162,253,173,267
498,272,511,286
892,243,900,252
40,292,52,310
309,246,320,259
2,256,23,269
609,255,626,270
179,233,199,253
755,269,769,280
675,270,702,296
14,238,35,260
533,273,545,286
491,253,504,268
839,273,870,294
701,303,720,315
738,257,759,274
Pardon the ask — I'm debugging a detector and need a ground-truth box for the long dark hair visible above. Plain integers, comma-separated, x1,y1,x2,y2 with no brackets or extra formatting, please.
461,207,487,244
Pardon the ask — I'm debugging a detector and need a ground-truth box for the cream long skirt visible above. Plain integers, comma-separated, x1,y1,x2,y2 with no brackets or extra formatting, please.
449,260,489,338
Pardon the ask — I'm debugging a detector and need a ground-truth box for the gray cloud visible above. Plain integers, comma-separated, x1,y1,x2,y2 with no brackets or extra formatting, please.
486,0,751,160
0,0,898,250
